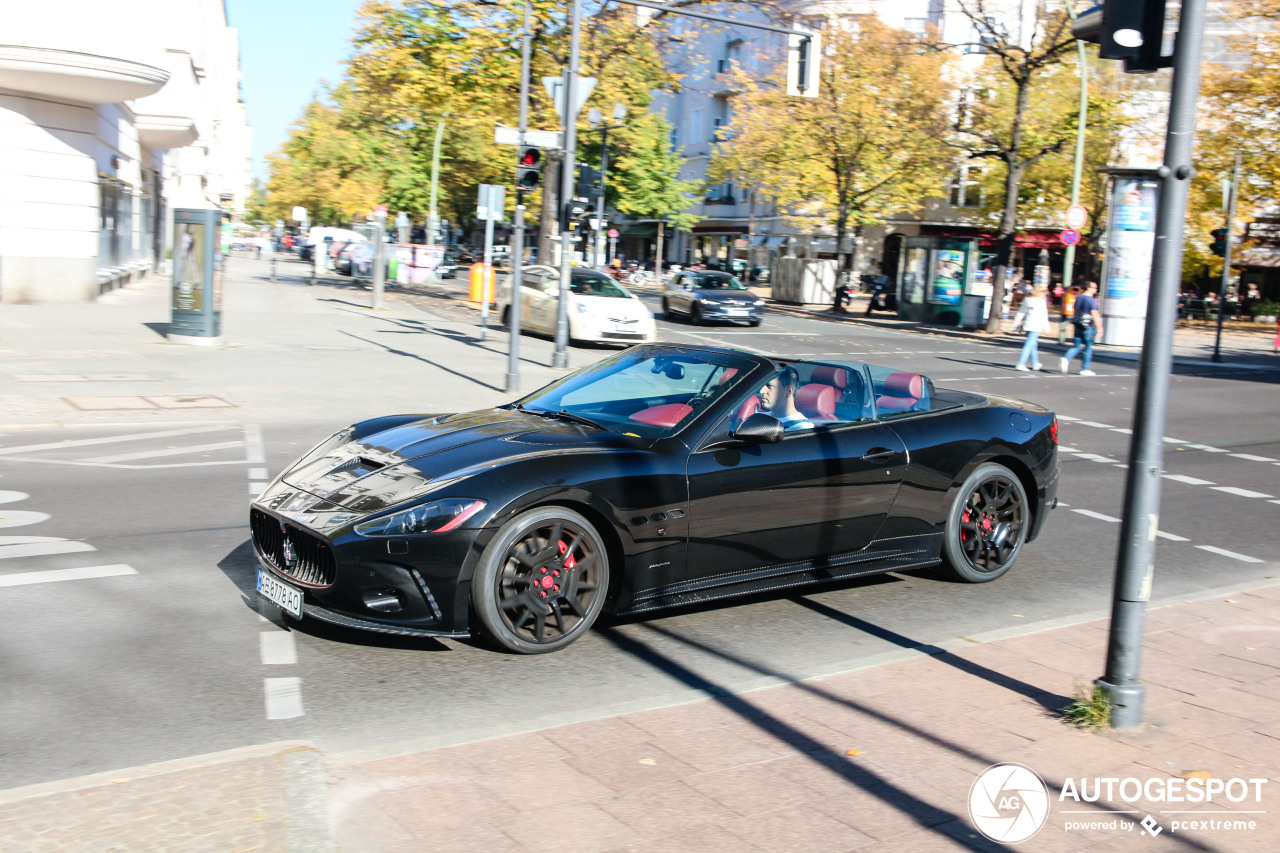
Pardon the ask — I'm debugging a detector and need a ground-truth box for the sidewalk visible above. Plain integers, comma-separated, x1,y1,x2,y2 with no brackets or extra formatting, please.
3,581,1277,852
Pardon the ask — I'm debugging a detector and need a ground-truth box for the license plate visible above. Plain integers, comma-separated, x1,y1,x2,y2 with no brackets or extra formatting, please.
727,308,749,315
257,570,303,618
614,323,634,331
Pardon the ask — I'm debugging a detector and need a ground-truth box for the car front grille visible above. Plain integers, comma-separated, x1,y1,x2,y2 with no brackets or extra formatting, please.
601,331,647,340
250,507,337,587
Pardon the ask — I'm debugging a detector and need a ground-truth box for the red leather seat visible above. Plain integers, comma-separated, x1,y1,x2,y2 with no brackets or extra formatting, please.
734,395,761,423
795,384,838,421
809,365,850,390
876,372,924,413
630,403,693,428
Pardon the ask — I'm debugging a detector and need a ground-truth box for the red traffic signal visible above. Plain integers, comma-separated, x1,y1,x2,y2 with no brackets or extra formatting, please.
516,146,542,190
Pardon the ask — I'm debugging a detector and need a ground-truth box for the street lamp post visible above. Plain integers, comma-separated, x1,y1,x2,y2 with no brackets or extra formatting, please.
552,0,583,370
587,104,626,268
1059,0,1090,345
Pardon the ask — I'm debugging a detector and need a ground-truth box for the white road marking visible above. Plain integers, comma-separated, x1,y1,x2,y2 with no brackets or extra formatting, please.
82,440,244,464
0,491,29,504
0,425,236,457
1156,531,1190,542
260,632,298,665
0,511,50,529
0,564,136,587
1078,421,1114,429
0,540,95,560
1201,447,1231,453
1111,428,1133,434
243,424,266,464
248,468,269,480
670,330,777,355
1057,415,1079,421
249,482,266,495
1074,453,1115,462
1270,499,1280,505
1073,509,1121,523
264,677,304,719
1163,437,1190,444
1210,486,1274,499
1195,545,1264,564
1230,454,1277,462
1164,474,1216,486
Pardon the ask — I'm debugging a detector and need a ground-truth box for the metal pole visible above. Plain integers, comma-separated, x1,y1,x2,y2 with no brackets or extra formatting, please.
1060,1,1090,345
481,212,495,341
594,124,609,268
1099,0,1208,731
372,219,386,310
1212,151,1240,363
428,119,446,264
507,0,531,393
552,0,583,370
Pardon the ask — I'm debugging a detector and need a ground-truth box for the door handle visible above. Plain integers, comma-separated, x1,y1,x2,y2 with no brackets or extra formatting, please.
861,447,897,462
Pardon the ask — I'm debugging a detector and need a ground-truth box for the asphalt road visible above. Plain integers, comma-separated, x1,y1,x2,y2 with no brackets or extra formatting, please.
2,274,1277,789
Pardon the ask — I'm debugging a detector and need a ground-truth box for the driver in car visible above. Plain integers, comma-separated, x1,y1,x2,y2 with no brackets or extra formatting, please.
757,368,814,431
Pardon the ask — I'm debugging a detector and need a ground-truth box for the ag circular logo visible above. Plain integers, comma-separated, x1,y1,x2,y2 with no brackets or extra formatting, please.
968,763,1050,843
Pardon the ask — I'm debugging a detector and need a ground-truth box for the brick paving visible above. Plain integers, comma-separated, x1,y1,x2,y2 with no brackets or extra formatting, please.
2,584,1277,852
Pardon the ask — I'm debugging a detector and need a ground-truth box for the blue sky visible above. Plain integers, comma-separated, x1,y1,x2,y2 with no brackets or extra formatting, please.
228,0,365,182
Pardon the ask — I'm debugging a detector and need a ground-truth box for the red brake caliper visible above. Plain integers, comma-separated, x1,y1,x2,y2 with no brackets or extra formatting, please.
558,540,576,569
961,511,969,541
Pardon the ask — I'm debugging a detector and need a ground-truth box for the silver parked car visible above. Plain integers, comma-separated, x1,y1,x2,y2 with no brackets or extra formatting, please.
661,270,765,326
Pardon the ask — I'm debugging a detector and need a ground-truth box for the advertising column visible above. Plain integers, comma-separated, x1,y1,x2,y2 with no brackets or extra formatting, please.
170,208,222,345
1100,175,1160,347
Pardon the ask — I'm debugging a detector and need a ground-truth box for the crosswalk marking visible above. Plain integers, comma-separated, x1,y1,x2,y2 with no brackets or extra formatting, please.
1211,486,1274,499
1164,474,1215,486
1195,546,1264,564
82,440,244,464
264,677,304,719
1230,454,1277,463
0,425,235,457
0,540,95,560
0,564,137,587
1073,509,1121,523
260,632,298,665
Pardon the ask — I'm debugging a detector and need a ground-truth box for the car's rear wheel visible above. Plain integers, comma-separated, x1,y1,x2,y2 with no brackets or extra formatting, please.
501,306,511,330
472,507,609,654
690,303,703,325
661,297,672,319
941,463,1028,583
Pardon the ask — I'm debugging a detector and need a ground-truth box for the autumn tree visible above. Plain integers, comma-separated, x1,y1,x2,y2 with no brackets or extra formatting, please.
610,112,702,275
709,18,951,284
943,1,1077,332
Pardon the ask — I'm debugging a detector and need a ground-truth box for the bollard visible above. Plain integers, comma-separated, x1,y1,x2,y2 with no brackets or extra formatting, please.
468,262,493,302
270,254,277,282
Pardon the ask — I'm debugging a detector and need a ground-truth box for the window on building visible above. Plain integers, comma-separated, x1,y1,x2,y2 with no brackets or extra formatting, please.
903,18,928,37
967,17,1004,53
669,125,680,148
949,165,984,209
955,88,973,130
690,109,704,149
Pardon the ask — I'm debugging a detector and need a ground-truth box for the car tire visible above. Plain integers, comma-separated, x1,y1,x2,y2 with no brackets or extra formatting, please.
661,298,672,319
501,307,511,330
472,506,609,654
690,304,703,325
748,318,761,327
941,463,1028,583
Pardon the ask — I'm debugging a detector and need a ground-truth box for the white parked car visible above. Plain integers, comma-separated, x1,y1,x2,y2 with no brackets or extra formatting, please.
497,265,656,346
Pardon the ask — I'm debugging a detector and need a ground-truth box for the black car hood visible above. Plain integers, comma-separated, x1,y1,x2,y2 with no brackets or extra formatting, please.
277,408,632,513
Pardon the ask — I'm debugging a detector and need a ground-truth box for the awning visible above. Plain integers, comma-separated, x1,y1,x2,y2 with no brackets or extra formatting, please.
1237,246,1280,268
919,225,1076,249
619,224,657,237
765,236,787,248
691,224,748,234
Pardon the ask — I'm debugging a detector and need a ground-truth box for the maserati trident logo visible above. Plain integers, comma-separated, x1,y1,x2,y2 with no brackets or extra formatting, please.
280,525,298,570
969,763,1050,843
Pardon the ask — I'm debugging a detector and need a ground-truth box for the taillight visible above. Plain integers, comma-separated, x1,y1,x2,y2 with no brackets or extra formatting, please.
1050,416,1059,445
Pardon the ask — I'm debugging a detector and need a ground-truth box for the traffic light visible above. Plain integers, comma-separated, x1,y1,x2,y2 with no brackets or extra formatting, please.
564,197,590,232
576,165,602,201
515,146,542,190
1210,227,1228,257
1072,1,1170,73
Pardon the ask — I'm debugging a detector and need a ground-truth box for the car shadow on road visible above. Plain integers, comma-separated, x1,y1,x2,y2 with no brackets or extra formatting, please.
338,330,504,392
215,539,451,652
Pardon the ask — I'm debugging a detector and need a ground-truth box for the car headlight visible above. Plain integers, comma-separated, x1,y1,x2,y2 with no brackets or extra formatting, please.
354,499,486,536
753,299,765,307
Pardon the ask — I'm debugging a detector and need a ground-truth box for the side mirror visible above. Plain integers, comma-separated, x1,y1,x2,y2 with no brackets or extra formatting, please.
732,412,783,444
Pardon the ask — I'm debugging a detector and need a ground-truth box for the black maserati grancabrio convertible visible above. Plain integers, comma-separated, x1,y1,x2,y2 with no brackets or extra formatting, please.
251,344,1059,653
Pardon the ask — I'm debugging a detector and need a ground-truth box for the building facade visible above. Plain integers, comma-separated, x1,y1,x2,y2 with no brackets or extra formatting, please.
0,0,251,303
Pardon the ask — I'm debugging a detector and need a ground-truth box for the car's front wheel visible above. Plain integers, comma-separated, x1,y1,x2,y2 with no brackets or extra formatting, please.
472,507,609,653
941,463,1028,583
690,303,703,325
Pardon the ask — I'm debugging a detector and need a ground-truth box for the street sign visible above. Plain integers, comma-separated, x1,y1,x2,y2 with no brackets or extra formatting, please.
543,75,597,121
607,229,619,238
476,184,506,222
1060,229,1081,246
1065,203,1088,230
494,124,562,148
373,205,388,220
291,206,307,223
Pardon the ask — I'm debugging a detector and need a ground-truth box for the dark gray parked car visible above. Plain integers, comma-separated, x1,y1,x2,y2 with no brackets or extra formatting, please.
661,270,764,326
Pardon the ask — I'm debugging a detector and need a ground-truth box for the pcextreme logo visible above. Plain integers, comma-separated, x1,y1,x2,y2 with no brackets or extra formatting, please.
968,763,1051,843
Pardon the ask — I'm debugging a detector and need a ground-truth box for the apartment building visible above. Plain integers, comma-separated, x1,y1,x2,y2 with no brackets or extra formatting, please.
0,0,251,303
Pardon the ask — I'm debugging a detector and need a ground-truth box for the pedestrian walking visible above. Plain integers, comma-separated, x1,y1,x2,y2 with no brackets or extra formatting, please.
1273,316,1279,354
1061,280,1103,376
1013,283,1050,371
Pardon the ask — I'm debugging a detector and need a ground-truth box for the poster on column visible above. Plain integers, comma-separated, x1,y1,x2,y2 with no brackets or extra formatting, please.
1101,176,1158,347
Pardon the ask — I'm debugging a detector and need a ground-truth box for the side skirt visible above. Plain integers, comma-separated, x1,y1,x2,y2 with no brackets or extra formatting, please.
617,533,943,616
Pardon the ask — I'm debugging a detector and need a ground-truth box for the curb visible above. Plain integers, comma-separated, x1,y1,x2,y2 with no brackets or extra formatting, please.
0,739,314,806
329,572,1280,770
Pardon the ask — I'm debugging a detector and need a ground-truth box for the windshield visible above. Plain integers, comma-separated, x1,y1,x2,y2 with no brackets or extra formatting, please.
692,273,747,290
570,272,630,298
513,348,758,438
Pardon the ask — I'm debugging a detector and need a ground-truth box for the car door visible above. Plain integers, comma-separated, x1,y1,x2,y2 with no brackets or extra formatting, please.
673,274,693,314
683,412,908,587
516,269,543,330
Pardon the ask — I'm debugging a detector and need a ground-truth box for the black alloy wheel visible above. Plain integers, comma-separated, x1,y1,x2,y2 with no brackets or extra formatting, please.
473,507,609,653
941,463,1028,583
